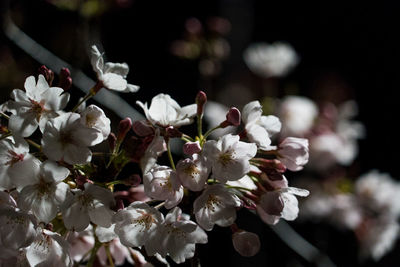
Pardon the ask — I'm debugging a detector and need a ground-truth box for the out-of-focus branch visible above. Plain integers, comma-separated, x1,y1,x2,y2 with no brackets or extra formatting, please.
271,221,337,267
1,6,144,122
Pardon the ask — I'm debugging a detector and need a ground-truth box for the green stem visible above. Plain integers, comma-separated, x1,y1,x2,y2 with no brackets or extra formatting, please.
105,244,115,267
87,238,102,267
25,138,41,150
105,180,125,187
0,132,12,140
71,83,100,112
0,111,10,120
167,140,175,170
182,134,194,142
202,125,221,141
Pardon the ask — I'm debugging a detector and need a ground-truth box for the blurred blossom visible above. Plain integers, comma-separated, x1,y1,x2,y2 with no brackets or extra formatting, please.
243,42,299,78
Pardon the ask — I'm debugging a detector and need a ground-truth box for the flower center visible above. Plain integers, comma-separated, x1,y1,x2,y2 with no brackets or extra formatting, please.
183,163,200,179
85,114,97,128
218,152,233,166
29,99,47,121
59,131,74,147
206,194,221,212
5,150,25,166
159,176,173,191
132,211,155,231
35,177,52,198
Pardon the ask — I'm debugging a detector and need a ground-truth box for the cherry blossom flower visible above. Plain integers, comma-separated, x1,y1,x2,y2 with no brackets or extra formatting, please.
0,208,37,250
136,93,197,127
26,228,72,267
61,183,115,231
17,160,70,223
79,104,111,141
66,226,94,263
143,165,183,209
193,184,241,231
277,137,309,171
0,137,40,190
243,42,299,78
7,75,70,137
113,201,164,249
242,101,281,150
146,207,207,264
140,131,166,174
42,112,103,164
257,187,309,225
232,230,260,257
90,45,139,93
278,96,318,136
176,153,209,191
203,134,257,183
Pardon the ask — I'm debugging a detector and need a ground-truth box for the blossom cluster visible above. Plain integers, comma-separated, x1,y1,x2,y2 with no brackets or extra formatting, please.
0,45,310,266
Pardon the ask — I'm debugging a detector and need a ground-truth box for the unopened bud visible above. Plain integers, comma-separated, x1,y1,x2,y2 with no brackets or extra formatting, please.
226,107,241,126
196,91,207,116
117,118,132,141
183,141,202,155
132,120,154,137
232,230,261,257
58,68,72,91
124,174,141,187
38,65,54,86
116,199,125,211
108,132,117,151
220,107,241,128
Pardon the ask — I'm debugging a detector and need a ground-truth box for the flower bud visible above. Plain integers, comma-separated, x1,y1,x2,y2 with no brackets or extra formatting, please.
117,117,132,142
116,198,125,211
196,91,207,116
232,230,260,257
183,141,201,155
38,65,54,86
132,120,154,137
220,107,241,128
58,67,72,91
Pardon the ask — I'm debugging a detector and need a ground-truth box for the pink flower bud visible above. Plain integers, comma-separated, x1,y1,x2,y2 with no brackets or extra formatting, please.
220,107,241,128
232,230,260,257
116,199,125,211
117,118,132,141
123,174,141,187
196,91,207,116
183,141,202,155
132,120,154,137
59,67,72,91
38,65,54,86
226,107,241,126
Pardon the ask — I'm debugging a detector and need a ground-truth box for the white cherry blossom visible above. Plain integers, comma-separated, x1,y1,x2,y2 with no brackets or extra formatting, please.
113,201,163,248
242,101,281,150
243,42,299,78
26,228,72,267
278,96,318,136
257,187,309,225
194,184,241,231
79,104,111,141
0,137,40,190
143,165,183,209
176,153,209,191
42,112,103,164
7,75,70,137
136,93,197,127
0,209,37,250
91,45,139,93
17,160,70,223
61,183,115,231
203,134,257,183
146,207,207,264
277,137,309,171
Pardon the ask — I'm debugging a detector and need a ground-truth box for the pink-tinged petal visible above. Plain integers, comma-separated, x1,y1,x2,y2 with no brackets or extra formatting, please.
9,155,41,189
63,144,92,165
88,201,114,228
256,205,280,225
259,115,281,136
95,225,117,243
23,76,37,96
10,89,30,104
259,191,284,216
36,75,50,93
245,123,271,150
42,88,70,111
280,192,299,221
232,231,260,257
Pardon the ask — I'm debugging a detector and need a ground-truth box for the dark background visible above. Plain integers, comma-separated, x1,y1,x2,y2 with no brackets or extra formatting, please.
1,1,400,266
